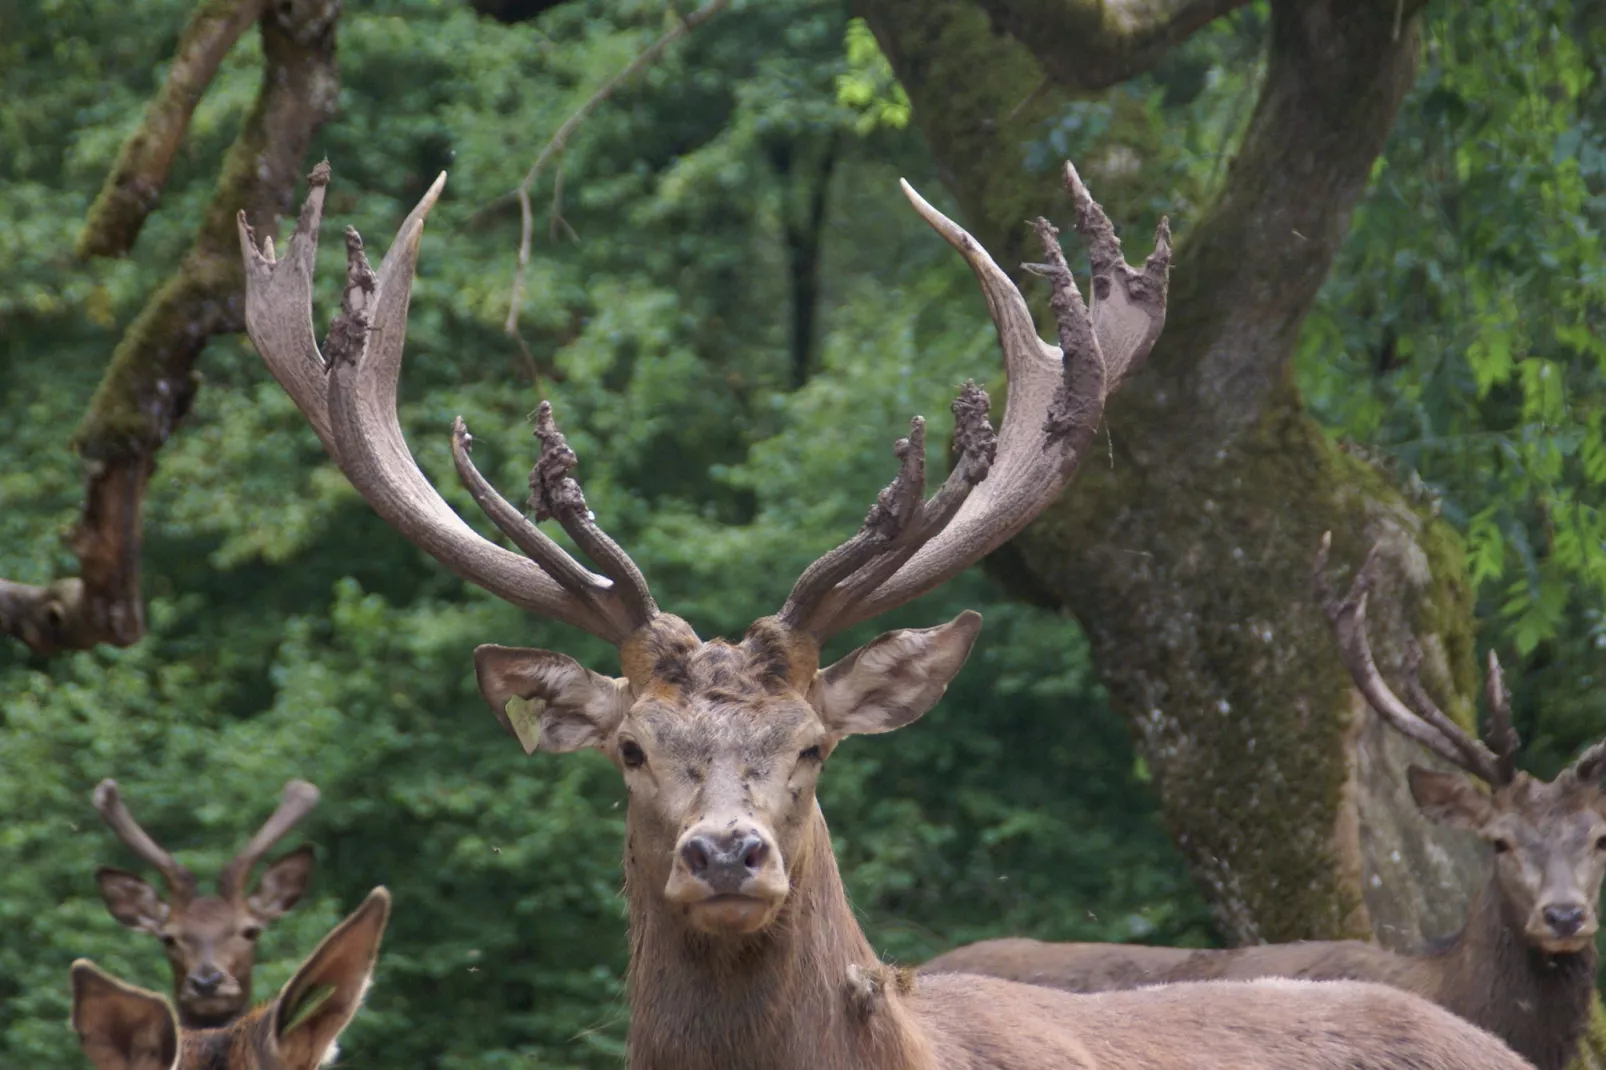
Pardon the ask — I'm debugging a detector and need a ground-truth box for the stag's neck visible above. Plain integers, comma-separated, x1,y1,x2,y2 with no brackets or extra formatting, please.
1428,873,1596,1070
626,804,928,1070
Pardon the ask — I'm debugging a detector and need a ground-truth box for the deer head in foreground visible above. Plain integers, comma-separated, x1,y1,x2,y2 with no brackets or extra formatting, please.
238,165,1537,1069
93,780,319,1028
71,887,388,1070
1315,534,1606,957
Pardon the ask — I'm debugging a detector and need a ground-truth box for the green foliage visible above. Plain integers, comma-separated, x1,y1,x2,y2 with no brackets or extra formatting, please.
1296,0,1606,772
0,1,1206,1066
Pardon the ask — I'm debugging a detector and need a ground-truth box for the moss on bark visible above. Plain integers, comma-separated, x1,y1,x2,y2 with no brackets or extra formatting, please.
860,0,1487,945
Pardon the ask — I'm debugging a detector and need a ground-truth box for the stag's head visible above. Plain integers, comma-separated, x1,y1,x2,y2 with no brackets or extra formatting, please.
1317,536,1606,955
72,888,387,1070
93,781,319,1025
238,160,1168,940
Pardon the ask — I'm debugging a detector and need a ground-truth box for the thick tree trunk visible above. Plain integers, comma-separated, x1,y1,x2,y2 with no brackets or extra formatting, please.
855,0,1492,949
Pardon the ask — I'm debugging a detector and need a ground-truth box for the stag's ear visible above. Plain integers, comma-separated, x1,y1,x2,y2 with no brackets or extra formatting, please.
96,868,169,935
1409,766,1494,830
810,611,981,739
71,960,178,1070
271,887,390,1070
474,645,632,755
249,844,315,920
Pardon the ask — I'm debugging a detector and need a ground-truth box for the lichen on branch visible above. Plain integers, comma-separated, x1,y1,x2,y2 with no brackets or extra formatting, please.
0,0,340,656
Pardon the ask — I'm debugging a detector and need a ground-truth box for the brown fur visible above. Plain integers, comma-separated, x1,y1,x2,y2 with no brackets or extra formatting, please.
925,768,1606,1070
484,612,1535,1070
71,889,388,1070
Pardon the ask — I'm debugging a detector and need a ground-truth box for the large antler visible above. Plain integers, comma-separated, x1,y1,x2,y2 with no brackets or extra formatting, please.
1313,533,1519,786
779,162,1171,639
218,780,320,901
93,780,197,904
237,163,655,647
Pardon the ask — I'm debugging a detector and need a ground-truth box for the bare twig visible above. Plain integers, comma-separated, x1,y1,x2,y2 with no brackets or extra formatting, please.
505,0,732,343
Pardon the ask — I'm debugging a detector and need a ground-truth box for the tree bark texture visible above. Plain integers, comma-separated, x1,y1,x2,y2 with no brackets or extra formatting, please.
854,0,1495,950
0,0,340,656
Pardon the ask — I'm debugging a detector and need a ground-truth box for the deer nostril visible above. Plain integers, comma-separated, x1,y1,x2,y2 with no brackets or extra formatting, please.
189,967,224,995
680,836,713,876
739,835,768,872
1544,905,1587,937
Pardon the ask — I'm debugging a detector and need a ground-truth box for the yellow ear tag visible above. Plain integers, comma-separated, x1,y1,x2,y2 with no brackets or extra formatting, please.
504,695,547,755
281,983,336,1036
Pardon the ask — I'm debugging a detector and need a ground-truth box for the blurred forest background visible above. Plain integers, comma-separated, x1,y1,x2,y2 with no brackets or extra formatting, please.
3,0,1606,1066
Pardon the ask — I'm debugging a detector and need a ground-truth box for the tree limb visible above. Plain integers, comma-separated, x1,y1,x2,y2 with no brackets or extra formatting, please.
0,0,340,656
76,0,267,259
976,0,1253,91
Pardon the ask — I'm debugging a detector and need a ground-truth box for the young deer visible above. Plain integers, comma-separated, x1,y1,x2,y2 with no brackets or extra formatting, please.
94,779,319,1029
238,161,1534,1069
71,887,388,1070
923,535,1605,1070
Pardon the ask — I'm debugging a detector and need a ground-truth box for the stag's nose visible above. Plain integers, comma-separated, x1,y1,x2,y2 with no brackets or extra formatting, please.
1544,904,1587,937
188,965,224,996
679,828,771,893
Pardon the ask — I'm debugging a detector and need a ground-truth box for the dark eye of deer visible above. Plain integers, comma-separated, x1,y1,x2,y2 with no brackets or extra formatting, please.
1492,837,1513,854
619,740,647,769
1596,835,1606,852
799,745,823,763
160,933,178,948
242,924,263,941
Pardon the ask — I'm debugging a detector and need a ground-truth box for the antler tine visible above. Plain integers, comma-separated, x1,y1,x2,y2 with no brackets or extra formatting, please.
93,779,195,903
241,166,642,646
527,402,658,628
782,165,1169,640
1313,533,1504,784
1569,738,1606,783
1482,649,1520,784
219,780,319,901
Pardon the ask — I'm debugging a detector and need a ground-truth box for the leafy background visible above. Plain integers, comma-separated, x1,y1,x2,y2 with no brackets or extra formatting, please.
0,0,1601,1065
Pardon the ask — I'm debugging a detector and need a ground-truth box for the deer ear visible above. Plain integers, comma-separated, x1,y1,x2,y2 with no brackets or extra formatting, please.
271,887,390,1070
474,645,632,755
810,611,981,739
71,961,178,1070
248,845,315,920
96,868,169,935
1409,766,1494,830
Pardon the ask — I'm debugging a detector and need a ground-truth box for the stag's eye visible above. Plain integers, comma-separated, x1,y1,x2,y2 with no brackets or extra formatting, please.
242,924,263,941
799,745,823,764
1596,835,1606,852
619,740,647,769
1492,837,1513,854
160,934,178,948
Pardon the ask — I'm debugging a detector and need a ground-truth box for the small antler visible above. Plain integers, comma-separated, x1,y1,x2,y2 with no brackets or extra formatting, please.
780,161,1171,639
218,780,320,902
93,780,196,903
239,164,655,648
1313,533,1516,786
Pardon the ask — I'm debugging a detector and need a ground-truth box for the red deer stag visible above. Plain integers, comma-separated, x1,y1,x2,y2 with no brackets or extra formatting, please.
71,887,388,1070
924,534,1604,1070
94,779,319,1029
238,162,1534,1069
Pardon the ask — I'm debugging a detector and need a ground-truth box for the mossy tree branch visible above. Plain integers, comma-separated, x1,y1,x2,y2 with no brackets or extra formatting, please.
0,0,340,657
974,0,1254,91
856,0,1488,948
76,0,267,259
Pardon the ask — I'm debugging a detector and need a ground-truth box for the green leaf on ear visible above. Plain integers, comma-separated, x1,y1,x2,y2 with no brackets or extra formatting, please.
505,695,546,755
281,984,336,1036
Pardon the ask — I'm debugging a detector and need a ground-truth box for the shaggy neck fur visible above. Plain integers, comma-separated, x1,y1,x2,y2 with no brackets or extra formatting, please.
1429,871,1596,1070
625,803,927,1070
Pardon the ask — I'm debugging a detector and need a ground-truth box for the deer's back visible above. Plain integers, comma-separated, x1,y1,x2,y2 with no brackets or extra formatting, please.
907,973,1532,1069
923,937,1423,993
